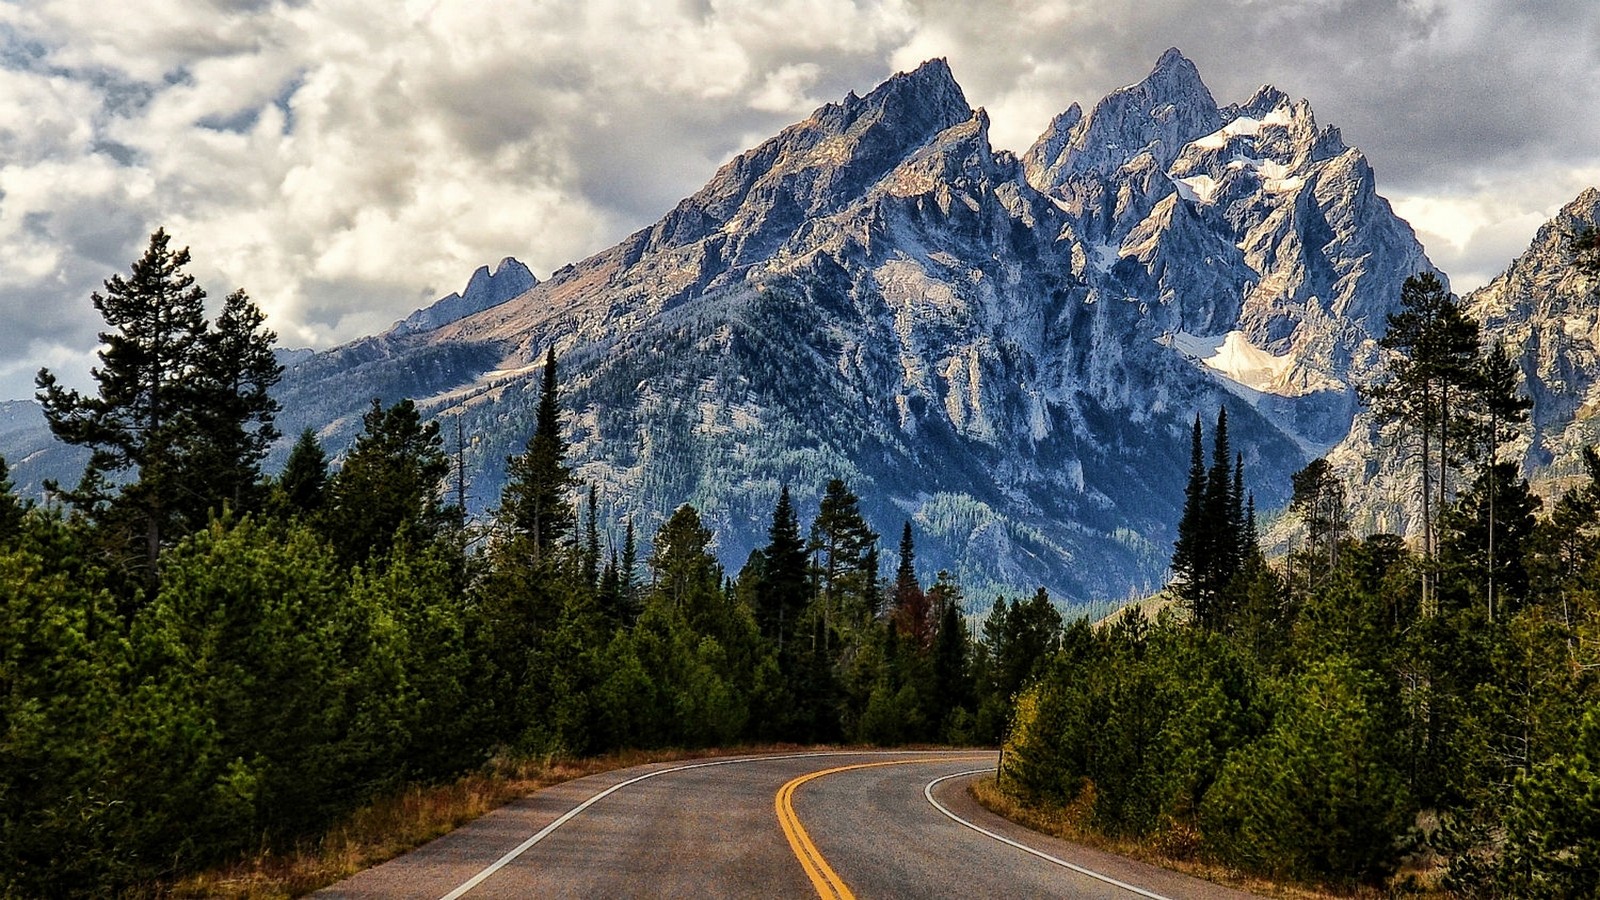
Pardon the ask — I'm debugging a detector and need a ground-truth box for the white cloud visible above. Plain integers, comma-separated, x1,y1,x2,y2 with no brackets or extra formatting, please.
0,0,1595,400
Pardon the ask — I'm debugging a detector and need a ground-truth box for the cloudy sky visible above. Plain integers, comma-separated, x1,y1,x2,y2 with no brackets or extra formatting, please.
1,0,1596,400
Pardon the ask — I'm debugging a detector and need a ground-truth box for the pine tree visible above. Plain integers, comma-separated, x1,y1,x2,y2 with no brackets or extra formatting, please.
809,478,878,638
1203,408,1238,590
274,429,329,519
323,398,450,567
1365,272,1482,609
1172,415,1208,599
1476,341,1531,618
649,504,722,621
759,485,809,651
1574,225,1600,280
1171,409,1253,629
188,288,282,516
498,347,573,564
619,518,639,621
891,520,933,649
932,596,970,734
0,455,25,545
582,483,601,590
37,229,211,574
1290,458,1347,585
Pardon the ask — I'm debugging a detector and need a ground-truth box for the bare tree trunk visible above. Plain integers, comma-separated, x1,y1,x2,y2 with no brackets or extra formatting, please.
1427,403,1440,611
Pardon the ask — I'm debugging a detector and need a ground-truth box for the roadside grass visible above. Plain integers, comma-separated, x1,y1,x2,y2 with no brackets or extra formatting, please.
159,744,809,900
969,777,1442,899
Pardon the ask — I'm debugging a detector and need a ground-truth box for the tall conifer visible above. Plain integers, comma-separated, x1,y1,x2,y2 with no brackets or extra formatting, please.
760,485,809,650
499,347,573,564
1172,415,1207,595
891,520,933,648
35,229,281,575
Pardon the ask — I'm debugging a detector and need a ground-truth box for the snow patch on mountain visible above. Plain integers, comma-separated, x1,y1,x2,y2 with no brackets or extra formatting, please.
1165,330,1295,394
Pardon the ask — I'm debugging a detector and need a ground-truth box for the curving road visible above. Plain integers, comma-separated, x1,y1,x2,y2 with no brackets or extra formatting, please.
315,750,1259,899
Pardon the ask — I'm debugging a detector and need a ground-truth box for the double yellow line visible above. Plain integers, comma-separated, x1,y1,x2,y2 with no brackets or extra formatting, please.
775,758,989,900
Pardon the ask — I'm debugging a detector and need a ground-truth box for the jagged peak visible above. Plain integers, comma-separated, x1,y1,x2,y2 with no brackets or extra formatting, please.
493,256,531,278
854,57,969,127
1237,85,1292,118
1025,48,1222,189
1562,186,1600,217
1521,186,1600,261
388,256,536,336
1025,103,1082,159
1137,47,1210,101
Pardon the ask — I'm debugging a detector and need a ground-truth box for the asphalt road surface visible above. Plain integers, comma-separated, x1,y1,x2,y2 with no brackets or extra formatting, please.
315,750,1260,899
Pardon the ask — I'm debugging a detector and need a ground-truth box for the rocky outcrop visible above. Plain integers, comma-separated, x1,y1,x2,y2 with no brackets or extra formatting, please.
390,257,536,336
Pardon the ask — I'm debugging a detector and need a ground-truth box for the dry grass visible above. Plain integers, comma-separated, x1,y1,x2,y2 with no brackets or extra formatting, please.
160,745,805,899
969,777,1440,900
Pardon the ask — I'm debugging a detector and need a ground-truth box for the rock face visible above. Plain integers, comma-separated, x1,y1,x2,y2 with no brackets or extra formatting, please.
1469,189,1600,476
1315,189,1600,539
3,51,1472,608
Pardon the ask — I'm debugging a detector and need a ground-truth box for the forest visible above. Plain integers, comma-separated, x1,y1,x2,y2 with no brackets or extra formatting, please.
4,228,1599,897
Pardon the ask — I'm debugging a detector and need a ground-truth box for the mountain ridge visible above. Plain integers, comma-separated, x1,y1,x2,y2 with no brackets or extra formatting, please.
8,52,1591,610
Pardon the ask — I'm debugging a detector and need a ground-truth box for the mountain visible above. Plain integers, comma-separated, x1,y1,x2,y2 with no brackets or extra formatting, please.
389,258,537,336
1468,188,1600,474
0,400,85,499
2,52,1454,608
1315,188,1600,538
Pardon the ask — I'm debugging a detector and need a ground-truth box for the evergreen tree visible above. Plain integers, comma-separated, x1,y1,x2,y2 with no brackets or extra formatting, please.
1440,462,1541,613
37,229,211,575
809,478,878,637
581,483,601,589
1172,415,1208,598
323,398,450,567
1365,272,1483,607
1475,341,1531,618
597,551,623,623
1493,705,1600,897
1174,408,1250,629
0,455,26,545
273,428,329,519
997,587,1063,699
1290,457,1347,585
1574,225,1600,280
890,520,933,649
187,288,283,516
759,485,809,650
498,347,573,564
619,518,639,620
1203,408,1239,585
931,596,970,734
648,504,724,633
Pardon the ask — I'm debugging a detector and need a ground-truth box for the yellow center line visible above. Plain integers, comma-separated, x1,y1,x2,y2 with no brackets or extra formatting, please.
775,757,991,900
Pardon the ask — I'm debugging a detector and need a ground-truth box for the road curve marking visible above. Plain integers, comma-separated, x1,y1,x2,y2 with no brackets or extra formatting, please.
777,757,991,900
436,750,968,900
923,769,1175,900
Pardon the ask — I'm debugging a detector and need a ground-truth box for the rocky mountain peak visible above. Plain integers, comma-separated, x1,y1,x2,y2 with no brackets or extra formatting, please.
1025,47,1222,191
1465,184,1593,353
626,58,973,278
388,256,536,336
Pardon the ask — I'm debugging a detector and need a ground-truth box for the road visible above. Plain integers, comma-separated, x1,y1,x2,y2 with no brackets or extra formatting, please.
315,750,1260,899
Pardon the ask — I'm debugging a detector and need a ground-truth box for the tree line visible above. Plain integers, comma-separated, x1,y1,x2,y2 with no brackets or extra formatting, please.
1,231,1063,896
1002,247,1600,895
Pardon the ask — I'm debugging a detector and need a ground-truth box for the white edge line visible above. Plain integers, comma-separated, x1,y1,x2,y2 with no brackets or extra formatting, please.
923,769,1176,900
438,749,961,900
